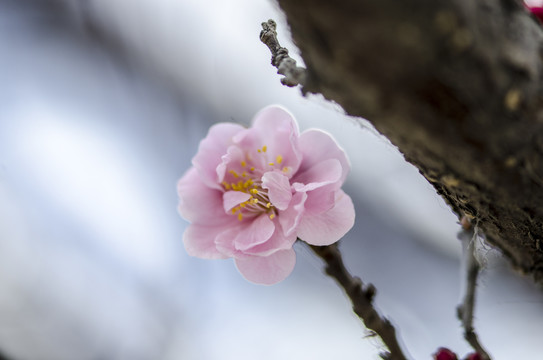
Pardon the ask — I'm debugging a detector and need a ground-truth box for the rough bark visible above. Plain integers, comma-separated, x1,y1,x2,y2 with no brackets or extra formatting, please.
276,0,543,283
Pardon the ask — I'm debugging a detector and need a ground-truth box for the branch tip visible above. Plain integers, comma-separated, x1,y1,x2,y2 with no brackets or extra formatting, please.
260,19,307,87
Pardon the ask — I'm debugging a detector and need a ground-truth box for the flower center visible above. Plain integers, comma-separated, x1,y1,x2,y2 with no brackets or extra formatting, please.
221,145,287,221
223,177,276,221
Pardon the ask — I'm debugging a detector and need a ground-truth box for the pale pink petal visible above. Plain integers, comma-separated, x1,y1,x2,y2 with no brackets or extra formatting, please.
183,224,229,259
234,249,296,285
223,191,251,212
177,168,229,224
261,171,292,210
243,223,297,256
303,186,336,214
278,192,307,236
298,129,350,185
297,190,355,246
292,159,342,192
192,123,245,189
234,214,276,251
216,145,246,184
214,226,242,257
252,106,299,133
235,106,302,175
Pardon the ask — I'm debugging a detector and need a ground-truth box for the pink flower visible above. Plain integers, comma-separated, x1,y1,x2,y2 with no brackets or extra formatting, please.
177,105,355,284
433,348,458,360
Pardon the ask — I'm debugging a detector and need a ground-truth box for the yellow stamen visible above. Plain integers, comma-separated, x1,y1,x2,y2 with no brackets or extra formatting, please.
241,160,247,167
282,167,288,173
250,188,258,194
232,207,239,214
276,155,283,164
222,182,231,190
240,202,246,208
262,145,267,152
238,213,243,221
268,162,274,166
269,213,275,220
266,202,271,208
229,170,239,178
257,149,261,153
250,167,255,172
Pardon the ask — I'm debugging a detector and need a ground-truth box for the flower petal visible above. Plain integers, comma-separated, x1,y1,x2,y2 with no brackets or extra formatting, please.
214,226,241,257
234,106,302,175
183,224,228,259
298,129,350,185
278,192,307,236
297,190,355,246
292,158,342,192
192,123,245,190
303,186,336,214
243,222,297,256
216,145,246,185
261,171,292,210
234,249,296,285
234,214,275,251
177,168,229,224
223,191,251,212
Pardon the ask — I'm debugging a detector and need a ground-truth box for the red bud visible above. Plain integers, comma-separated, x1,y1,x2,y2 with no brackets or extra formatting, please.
433,347,458,360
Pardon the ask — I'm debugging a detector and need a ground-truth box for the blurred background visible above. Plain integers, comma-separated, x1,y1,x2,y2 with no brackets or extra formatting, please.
1,0,542,359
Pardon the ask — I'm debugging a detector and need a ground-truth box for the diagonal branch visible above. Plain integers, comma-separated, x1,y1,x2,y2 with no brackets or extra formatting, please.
309,243,409,360
457,219,492,360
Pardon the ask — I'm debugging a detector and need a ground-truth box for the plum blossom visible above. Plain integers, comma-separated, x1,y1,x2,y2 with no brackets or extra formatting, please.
177,105,355,284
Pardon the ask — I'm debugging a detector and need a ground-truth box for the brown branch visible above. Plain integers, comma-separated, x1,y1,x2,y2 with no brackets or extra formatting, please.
275,0,543,283
309,243,409,360
457,220,492,360
260,19,306,87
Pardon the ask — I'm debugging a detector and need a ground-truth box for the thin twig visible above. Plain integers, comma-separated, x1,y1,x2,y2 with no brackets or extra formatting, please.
457,218,492,360
309,243,409,360
260,19,307,87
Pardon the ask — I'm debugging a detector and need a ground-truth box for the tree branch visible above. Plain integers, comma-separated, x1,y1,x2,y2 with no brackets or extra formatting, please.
260,19,306,87
275,0,543,283
309,243,409,360
457,219,492,360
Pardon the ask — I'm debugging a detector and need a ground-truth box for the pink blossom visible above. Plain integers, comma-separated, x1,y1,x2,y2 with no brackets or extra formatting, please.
177,105,355,284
